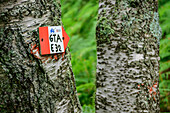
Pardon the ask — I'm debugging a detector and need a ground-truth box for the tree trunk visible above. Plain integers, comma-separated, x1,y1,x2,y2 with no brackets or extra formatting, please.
0,0,81,112
96,0,161,112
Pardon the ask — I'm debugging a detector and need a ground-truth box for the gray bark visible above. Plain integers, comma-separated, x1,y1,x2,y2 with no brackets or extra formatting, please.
96,0,161,112
0,0,81,113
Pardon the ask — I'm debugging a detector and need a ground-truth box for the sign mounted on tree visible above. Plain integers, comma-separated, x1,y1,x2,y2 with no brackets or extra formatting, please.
39,26,70,55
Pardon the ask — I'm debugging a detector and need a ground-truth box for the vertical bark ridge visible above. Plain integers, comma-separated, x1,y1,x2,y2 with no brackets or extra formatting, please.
96,0,161,112
0,0,82,112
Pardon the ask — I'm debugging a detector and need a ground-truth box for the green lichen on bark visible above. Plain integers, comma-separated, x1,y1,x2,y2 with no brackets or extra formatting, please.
150,12,162,45
96,17,115,44
0,0,81,112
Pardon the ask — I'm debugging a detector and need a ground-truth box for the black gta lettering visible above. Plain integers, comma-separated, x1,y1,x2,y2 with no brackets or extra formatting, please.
50,34,62,43
53,34,56,42
50,34,53,42
57,34,62,42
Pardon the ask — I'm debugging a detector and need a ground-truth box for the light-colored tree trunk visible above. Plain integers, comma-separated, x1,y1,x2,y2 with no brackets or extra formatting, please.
96,0,161,112
0,0,81,112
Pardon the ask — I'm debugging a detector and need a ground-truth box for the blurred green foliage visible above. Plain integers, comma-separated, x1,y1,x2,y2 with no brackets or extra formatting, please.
61,0,170,112
61,0,98,112
159,0,170,112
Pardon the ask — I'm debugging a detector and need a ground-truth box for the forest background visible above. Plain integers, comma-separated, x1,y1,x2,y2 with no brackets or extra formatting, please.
61,0,170,112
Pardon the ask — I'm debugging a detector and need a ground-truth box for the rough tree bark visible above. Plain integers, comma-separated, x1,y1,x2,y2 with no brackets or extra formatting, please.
0,0,81,112
96,0,161,112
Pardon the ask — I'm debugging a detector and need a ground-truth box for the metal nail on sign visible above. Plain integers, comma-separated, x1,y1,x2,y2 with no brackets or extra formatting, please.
39,26,70,55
